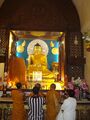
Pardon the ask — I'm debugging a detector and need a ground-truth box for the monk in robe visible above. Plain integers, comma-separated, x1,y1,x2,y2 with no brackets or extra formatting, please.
8,54,27,87
46,83,61,120
28,43,54,78
11,82,26,120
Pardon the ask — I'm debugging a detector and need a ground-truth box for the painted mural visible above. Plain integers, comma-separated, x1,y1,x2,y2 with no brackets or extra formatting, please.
16,39,59,70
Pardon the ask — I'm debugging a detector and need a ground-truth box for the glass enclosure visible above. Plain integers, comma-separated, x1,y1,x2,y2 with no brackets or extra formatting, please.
8,31,65,90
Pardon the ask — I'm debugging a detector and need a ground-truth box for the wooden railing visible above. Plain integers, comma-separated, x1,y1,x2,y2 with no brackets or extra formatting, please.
0,97,90,120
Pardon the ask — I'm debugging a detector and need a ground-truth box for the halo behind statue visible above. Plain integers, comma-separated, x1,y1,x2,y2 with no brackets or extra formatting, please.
27,39,49,55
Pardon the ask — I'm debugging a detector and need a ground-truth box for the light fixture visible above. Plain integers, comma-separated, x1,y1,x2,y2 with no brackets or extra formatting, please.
30,31,46,36
0,38,1,43
74,35,78,45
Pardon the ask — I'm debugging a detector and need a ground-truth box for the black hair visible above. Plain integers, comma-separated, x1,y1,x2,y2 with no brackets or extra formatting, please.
32,86,39,95
16,82,22,89
50,83,56,89
68,89,75,97
35,83,41,90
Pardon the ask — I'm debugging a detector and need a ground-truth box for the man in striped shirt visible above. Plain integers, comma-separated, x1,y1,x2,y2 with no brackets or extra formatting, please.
27,86,45,120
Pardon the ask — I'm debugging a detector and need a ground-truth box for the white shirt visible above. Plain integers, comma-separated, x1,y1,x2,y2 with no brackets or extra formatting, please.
56,97,77,120
61,97,77,120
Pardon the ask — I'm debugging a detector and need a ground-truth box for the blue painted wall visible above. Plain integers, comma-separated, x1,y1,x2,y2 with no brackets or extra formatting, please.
16,39,59,70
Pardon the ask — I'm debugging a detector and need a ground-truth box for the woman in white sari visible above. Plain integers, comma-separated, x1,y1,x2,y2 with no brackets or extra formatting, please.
56,90,77,120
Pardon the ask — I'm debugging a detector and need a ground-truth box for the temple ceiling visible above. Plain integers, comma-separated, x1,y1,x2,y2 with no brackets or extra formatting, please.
0,0,90,33
0,0,80,31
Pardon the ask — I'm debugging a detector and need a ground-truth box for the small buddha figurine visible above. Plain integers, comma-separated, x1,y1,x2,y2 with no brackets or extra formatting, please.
27,43,54,78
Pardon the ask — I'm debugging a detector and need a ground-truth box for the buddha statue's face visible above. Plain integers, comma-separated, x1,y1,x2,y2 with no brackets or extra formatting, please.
34,45,42,54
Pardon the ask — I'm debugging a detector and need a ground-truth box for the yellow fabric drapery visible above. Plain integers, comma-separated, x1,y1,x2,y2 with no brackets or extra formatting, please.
8,56,26,85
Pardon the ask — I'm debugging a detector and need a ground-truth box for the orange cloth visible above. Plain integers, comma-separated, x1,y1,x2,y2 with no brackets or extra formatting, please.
9,57,26,85
11,89,26,120
46,90,60,120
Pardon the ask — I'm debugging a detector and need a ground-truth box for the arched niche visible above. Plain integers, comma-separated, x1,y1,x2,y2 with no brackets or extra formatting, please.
0,0,85,85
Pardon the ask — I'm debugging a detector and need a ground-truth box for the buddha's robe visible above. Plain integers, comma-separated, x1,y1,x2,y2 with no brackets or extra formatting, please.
46,90,60,120
11,89,26,120
28,53,54,78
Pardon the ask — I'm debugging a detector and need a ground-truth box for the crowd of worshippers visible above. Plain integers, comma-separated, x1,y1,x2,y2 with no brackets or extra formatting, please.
11,82,77,120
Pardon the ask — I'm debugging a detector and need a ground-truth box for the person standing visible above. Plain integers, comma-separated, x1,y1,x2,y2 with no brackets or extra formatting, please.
29,83,46,98
11,82,26,120
56,89,77,120
8,54,27,88
27,86,45,120
46,83,60,120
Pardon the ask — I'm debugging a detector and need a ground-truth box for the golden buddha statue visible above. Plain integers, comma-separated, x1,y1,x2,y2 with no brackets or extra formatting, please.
27,43,54,78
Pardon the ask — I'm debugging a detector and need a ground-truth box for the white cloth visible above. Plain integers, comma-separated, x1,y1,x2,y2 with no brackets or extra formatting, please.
56,110,64,120
56,97,77,120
